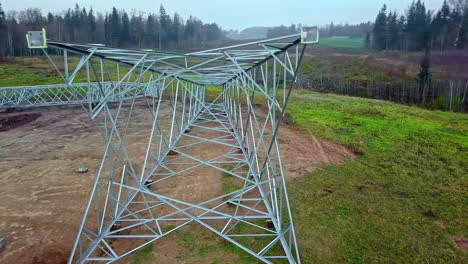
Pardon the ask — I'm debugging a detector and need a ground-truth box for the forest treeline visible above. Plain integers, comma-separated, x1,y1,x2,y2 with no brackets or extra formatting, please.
1,1,468,56
368,0,468,51
0,3,225,56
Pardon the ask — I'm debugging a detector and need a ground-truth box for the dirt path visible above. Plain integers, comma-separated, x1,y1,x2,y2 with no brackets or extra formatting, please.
0,102,354,263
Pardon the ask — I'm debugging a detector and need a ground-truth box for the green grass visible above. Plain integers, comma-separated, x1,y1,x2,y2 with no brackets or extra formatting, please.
319,38,365,49
0,57,71,86
133,243,156,264
222,166,242,194
286,90,467,263
173,224,258,264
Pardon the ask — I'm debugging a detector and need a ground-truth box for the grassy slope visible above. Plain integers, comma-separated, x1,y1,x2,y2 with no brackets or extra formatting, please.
287,90,467,263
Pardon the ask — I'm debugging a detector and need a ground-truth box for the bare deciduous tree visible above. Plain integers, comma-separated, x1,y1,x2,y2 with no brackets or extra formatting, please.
449,0,468,11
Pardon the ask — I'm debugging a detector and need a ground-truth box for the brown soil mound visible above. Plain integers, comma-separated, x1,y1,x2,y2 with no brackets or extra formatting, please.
0,113,42,132
31,246,68,264
450,236,468,252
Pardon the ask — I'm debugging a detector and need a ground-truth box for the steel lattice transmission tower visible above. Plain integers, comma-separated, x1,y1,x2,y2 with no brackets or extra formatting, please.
22,27,319,264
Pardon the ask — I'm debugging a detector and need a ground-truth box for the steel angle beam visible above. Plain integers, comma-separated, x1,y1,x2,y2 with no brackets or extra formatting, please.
19,28,320,264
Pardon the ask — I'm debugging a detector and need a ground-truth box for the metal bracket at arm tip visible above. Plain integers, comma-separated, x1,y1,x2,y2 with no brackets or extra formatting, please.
26,28,48,49
301,26,320,44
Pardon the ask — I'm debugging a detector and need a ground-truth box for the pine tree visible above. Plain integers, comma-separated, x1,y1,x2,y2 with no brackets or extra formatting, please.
398,15,406,51
408,0,428,50
159,4,172,49
47,12,54,23
185,16,195,47
0,3,6,56
289,24,297,34
441,0,452,21
64,8,73,41
387,12,400,50
415,0,429,50
365,32,371,49
130,12,144,48
0,3,6,28
432,0,451,50
88,8,96,34
120,12,130,46
405,0,430,51
72,4,81,29
172,13,182,48
405,1,417,50
81,7,87,29
457,7,468,49
145,14,157,48
110,7,120,46
373,4,388,50
104,14,111,44
418,40,432,103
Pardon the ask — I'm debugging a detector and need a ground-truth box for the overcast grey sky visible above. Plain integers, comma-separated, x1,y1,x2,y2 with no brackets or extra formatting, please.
2,0,444,30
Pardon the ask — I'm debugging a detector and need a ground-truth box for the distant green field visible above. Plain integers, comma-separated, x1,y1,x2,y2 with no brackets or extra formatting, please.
319,38,365,50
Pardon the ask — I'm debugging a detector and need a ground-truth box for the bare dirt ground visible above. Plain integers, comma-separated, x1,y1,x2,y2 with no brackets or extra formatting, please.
0,101,354,264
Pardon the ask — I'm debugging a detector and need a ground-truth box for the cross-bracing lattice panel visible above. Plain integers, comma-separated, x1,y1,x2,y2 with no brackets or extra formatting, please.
0,82,160,109
23,31,315,264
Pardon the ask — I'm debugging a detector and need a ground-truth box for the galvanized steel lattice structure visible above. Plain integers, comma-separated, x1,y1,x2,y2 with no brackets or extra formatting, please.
0,82,160,109
17,28,319,264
